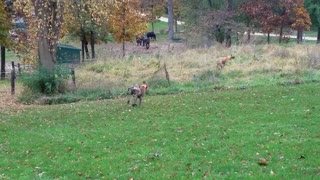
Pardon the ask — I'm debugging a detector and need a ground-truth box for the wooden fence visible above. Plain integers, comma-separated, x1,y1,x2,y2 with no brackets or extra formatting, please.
1,61,76,95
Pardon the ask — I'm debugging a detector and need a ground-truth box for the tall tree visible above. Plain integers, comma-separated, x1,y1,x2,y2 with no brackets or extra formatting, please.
227,0,233,11
64,0,109,61
140,0,165,32
270,0,296,43
167,0,174,40
239,0,274,43
0,1,11,47
0,0,12,80
173,0,182,33
179,0,229,46
14,0,65,70
305,0,320,43
292,0,311,44
109,0,147,57
32,0,64,70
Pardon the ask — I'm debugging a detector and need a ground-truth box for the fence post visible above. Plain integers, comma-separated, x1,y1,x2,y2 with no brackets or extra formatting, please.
11,61,15,95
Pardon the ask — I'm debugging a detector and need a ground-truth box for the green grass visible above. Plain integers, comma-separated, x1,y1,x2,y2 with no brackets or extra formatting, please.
4,49,20,63
149,21,168,32
304,30,318,37
149,20,185,33
1,83,319,179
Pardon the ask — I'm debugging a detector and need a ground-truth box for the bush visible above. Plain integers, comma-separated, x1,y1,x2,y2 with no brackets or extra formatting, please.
21,67,70,95
17,88,40,104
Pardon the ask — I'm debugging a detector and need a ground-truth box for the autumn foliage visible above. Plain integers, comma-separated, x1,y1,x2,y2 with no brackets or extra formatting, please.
109,0,148,43
0,1,11,47
240,0,312,43
292,0,312,31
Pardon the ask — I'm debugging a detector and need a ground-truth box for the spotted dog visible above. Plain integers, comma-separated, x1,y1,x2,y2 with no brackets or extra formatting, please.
127,82,148,107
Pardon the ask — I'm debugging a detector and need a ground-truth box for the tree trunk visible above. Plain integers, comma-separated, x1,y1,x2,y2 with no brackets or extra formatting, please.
31,0,64,70
0,46,5,80
247,28,251,42
82,32,89,59
317,26,320,44
279,25,283,43
236,32,239,42
267,32,270,44
167,0,174,41
297,30,303,44
207,0,213,8
122,27,125,57
151,4,155,32
175,19,178,33
84,41,89,59
90,31,95,59
227,0,233,11
225,28,231,48
81,39,85,62
205,35,212,48
38,34,54,71
151,22,154,32
122,41,125,58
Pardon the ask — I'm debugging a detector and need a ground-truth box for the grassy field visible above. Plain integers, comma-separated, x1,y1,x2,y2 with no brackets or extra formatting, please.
0,82,319,179
1,22,320,178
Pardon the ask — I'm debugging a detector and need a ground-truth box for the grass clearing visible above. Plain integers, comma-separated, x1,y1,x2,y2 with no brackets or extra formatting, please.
1,83,319,179
71,43,320,97
1,41,320,179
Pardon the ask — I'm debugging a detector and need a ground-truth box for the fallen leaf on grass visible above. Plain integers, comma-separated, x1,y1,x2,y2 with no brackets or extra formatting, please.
270,170,275,175
258,158,268,166
203,170,210,178
298,155,305,159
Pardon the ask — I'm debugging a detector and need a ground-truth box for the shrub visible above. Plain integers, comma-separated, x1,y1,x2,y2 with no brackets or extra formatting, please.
306,51,320,69
17,88,40,104
21,67,70,95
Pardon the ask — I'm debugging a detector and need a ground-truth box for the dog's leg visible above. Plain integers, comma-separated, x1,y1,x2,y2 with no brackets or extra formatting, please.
127,88,132,104
132,94,138,106
127,95,131,104
217,62,222,70
139,97,142,106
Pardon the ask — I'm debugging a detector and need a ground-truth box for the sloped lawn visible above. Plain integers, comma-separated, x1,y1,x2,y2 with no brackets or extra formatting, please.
0,83,319,179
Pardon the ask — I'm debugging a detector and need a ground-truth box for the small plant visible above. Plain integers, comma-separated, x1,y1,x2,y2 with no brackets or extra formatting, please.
306,51,320,69
21,66,70,95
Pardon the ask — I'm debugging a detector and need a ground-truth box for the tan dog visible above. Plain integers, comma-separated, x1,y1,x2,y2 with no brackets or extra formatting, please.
127,81,148,107
217,55,235,70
